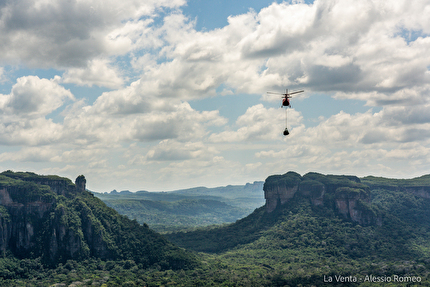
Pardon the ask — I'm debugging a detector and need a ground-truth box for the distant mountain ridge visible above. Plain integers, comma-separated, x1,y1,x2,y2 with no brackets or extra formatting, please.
167,171,430,257
94,181,265,232
2,170,430,286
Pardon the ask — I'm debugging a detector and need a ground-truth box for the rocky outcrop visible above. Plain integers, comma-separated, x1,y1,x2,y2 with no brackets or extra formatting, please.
0,170,78,197
0,206,10,256
334,187,379,226
299,180,325,207
263,172,380,226
406,186,430,199
265,185,299,212
264,172,301,213
0,173,100,263
0,170,197,269
75,175,86,193
0,173,89,259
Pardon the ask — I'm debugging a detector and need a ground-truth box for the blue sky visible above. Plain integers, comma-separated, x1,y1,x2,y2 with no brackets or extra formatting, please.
0,0,429,192
183,0,288,30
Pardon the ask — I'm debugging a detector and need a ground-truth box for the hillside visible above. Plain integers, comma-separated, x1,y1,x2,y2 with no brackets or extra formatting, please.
94,182,264,232
167,172,382,252
2,171,430,286
0,171,196,270
166,171,430,285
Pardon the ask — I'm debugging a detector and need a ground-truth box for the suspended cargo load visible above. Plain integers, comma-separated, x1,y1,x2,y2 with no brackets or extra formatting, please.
267,88,304,136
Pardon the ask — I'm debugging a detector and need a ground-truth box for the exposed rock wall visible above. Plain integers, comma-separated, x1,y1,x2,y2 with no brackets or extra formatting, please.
32,180,71,196
75,175,86,193
403,186,430,199
265,185,298,212
0,171,197,270
0,209,10,256
333,187,378,226
0,186,55,256
263,172,379,226
0,174,105,263
264,172,302,213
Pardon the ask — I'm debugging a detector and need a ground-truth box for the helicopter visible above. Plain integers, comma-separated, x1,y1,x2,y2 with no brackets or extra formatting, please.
266,89,304,136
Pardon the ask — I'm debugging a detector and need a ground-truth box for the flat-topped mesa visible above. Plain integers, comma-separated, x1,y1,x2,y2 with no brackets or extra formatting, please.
263,171,379,226
0,171,76,196
0,170,199,269
0,172,93,260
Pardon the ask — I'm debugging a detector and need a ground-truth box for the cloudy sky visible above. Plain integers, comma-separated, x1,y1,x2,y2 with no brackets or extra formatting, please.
0,0,429,192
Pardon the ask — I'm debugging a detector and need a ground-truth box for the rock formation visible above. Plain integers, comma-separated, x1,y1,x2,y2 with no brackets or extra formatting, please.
75,175,86,192
264,172,302,213
263,172,380,226
0,171,196,269
0,173,90,262
362,176,430,200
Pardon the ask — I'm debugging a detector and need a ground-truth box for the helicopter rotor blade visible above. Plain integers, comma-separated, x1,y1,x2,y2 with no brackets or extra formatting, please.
267,92,286,95
287,90,304,96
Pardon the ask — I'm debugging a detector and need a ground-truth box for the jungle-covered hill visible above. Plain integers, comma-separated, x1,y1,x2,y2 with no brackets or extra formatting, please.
2,171,430,286
93,181,264,232
165,172,430,286
0,171,196,270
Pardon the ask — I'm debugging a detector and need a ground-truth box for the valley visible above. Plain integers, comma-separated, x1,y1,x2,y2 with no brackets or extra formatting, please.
1,170,430,286
93,182,264,232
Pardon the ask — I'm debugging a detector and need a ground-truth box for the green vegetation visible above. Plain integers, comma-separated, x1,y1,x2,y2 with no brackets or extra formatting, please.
94,182,264,232
0,171,197,272
164,172,430,285
303,172,369,193
167,195,423,260
101,198,246,232
2,171,430,286
334,187,368,198
0,170,69,182
362,174,430,188
264,171,302,190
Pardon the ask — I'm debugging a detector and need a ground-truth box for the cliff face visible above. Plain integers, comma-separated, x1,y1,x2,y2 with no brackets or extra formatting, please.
406,186,430,199
333,187,380,226
0,173,93,261
264,172,379,226
361,175,430,200
265,185,298,212
0,171,196,269
264,172,302,213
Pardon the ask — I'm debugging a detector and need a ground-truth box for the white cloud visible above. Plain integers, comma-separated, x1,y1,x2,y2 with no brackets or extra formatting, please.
0,118,64,146
51,147,109,163
0,75,74,117
333,87,430,107
209,104,303,142
61,96,227,145
252,102,430,179
0,0,429,190
115,0,430,108
0,0,185,67
0,75,228,147
3,0,425,105
62,59,125,89
0,76,74,145
0,146,57,162
128,139,218,164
